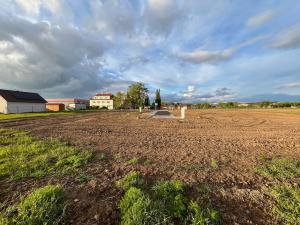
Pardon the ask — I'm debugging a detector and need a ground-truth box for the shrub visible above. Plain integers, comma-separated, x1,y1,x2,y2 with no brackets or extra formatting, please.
116,171,143,191
1,185,65,225
270,185,300,225
0,213,9,225
256,157,300,180
152,180,188,219
186,201,220,225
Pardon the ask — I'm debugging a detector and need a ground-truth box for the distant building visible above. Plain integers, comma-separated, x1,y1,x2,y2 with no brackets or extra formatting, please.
90,93,114,109
0,89,46,114
46,99,88,110
46,103,65,112
238,103,250,107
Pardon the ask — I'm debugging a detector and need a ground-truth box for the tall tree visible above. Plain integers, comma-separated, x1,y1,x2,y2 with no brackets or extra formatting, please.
155,89,161,109
144,94,150,107
127,82,148,109
113,91,127,109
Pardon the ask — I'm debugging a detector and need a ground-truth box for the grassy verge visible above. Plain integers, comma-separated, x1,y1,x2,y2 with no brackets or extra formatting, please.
116,171,220,225
0,111,78,121
0,185,66,225
0,129,92,180
256,156,300,224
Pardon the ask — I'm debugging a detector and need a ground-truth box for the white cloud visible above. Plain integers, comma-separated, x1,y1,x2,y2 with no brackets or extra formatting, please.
15,0,61,16
180,48,234,64
179,36,267,64
268,23,300,49
145,0,182,33
15,0,41,15
275,82,300,89
247,10,275,27
183,85,196,98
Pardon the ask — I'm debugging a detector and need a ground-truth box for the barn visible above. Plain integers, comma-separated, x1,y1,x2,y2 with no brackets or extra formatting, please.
0,89,47,114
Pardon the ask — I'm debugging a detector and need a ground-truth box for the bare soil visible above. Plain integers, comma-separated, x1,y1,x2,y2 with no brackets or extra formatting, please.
1,109,300,225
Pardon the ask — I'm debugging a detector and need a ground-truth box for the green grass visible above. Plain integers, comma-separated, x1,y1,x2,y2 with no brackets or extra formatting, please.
117,172,220,225
0,185,66,225
256,156,300,224
125,157,140,166
0,129,92,180
256,157,300,180
210,159,219,170
0,111,77,121
270,185,300,225
116,171,143,191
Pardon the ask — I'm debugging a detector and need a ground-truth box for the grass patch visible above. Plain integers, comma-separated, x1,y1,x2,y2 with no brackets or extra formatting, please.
256,156,300,224
95,153,106,161
256,157,300,180
75,171,94,183
113,153,124,162
0,185,66,225
210,159,219,170
125,157,140,166
117,172,220,225
0,129,92,180
197,183,212,198
178,164,204,172
116,171,143,191
270,185,300,225
0,112,77,121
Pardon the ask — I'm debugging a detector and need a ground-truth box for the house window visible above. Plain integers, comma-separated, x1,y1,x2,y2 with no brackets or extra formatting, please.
107,101,110,103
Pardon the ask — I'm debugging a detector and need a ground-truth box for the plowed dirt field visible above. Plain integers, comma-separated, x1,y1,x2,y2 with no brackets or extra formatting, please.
1,109,300,225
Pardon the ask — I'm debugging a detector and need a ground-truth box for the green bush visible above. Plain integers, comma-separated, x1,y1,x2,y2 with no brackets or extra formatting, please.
256,157,300,180
152,180,187,219
1,185,65,225
270,185,300,225
116,171,143,191
0,213,9,225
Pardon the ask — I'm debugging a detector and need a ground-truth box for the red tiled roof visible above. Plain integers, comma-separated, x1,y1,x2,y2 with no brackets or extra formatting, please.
95,93,113,96
46,99,88,104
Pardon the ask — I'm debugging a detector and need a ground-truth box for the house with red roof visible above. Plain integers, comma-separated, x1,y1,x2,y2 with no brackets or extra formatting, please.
90,93,114,109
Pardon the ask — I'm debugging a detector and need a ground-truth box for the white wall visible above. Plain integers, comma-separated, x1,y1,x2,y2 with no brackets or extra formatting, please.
0,96,8,114
6,102,46,114
68,103,86,110
90,99,114,109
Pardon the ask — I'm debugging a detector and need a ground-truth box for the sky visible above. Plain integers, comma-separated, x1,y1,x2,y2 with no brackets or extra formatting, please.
0,0,300,102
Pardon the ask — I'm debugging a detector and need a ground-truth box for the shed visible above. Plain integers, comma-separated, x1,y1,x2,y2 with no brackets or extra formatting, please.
0,89,47,114
46,103,65,112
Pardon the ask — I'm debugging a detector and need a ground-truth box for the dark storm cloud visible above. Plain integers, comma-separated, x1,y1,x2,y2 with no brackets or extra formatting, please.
0,13,125,97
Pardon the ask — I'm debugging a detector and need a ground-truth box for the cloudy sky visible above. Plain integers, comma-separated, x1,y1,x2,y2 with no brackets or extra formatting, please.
1,0,300,102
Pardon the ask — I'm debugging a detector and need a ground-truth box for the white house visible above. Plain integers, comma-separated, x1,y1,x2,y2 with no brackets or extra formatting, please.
90,93,114,109
0,89,46,114
46,99,89,110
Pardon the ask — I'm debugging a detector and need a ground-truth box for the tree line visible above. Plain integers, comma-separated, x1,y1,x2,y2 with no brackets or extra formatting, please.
113,82,161,109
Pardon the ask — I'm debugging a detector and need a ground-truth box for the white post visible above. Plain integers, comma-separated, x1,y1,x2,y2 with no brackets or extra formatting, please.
139,107,142,113
181,108,186,119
